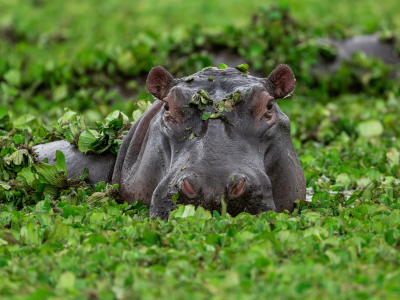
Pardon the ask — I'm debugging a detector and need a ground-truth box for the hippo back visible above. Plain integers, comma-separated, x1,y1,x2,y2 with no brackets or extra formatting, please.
34,140,116,186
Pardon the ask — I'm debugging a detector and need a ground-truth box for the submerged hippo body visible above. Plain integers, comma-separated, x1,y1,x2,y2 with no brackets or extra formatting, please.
35,65,306,218
319,34,400,71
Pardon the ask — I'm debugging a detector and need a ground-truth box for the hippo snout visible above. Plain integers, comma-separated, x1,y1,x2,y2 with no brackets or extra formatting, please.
174,172,274,216
181,173,246,197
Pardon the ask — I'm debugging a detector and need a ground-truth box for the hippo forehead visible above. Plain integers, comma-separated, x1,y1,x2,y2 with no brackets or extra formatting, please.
172,68,270,101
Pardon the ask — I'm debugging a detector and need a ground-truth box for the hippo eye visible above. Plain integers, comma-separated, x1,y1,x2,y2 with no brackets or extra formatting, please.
267,103,274,112
164,102,170,111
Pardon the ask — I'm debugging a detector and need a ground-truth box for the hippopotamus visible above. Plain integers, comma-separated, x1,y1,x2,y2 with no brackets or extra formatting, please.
318,34,400,72
34,65,306,218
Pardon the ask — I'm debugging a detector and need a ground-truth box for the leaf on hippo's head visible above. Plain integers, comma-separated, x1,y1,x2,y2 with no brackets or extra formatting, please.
190,89,213,110
198,89,212,101
202,112,212,121
210,113,221,119
202,66,216,71
219,63,228,69
213,100,233,113
235,63,249,74
185,76,194,82
232,90,242,105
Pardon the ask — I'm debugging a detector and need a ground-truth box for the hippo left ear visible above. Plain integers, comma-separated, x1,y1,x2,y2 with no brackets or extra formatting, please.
146,66,174,100
267,64,295,99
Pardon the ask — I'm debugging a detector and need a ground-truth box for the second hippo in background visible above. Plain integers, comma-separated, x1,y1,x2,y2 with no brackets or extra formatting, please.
318,34,400,72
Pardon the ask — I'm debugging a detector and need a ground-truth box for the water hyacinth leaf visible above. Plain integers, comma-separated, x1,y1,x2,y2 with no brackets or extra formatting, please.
4,149,30,166
58,109,77,126
55,150,67,175
202,112,212,120
235,63,249,74
202,66,214,71
132,109,143,123
357,119,383,137
34,161,68,189
53,85,68,102
78,129,100,153
105,110,130,127
193,206,212,220
13,114,36,127
0,107,8,120
12,134,24,145
219,63,229,69
4,69,21,87
221,195,227,217
86,192,109,205
185,76,194,82
198,89,212,101
45,221,70,244
136,100,153,113
16,167,38,185
210,113,221,119
56,272,76,291
0,181,11,190
43,185,59,198
387,148,400,169
232,90,242,105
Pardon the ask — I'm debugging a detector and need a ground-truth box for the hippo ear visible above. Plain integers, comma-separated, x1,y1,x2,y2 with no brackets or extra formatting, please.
267,64,295,99
146,66,174,100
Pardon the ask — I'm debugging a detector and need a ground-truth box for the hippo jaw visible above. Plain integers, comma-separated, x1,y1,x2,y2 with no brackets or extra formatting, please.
114,65,306,219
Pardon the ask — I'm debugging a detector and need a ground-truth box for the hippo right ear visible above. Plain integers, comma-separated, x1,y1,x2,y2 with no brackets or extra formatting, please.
146,66,174,100
267,64,295,99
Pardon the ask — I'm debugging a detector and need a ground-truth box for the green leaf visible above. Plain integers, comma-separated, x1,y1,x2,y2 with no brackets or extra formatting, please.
0,181,11,190
34,161,68,189
235,63,249,74
12,134,24,145
221,195,227,217
172,191,179,203
56,272,75,290
55,150,67,175
45,221,70,244
202,112,212,120
13,114,35,127
357,120,383,137
53,85,68,102
185,76,194,82
219,63,229,69
78,129,99,153
4,69,21,87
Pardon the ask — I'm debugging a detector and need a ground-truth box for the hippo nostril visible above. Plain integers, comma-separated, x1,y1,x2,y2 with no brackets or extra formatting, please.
182,178,195,195
232,178,246,196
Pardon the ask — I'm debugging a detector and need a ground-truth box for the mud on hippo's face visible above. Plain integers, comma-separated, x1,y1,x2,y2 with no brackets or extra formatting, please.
112,65,306,219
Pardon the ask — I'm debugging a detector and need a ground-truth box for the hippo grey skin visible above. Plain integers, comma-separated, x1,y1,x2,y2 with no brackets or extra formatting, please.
35,65,306,218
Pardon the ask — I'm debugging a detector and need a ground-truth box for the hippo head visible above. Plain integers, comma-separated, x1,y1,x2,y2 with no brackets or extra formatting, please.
112,65,306,219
